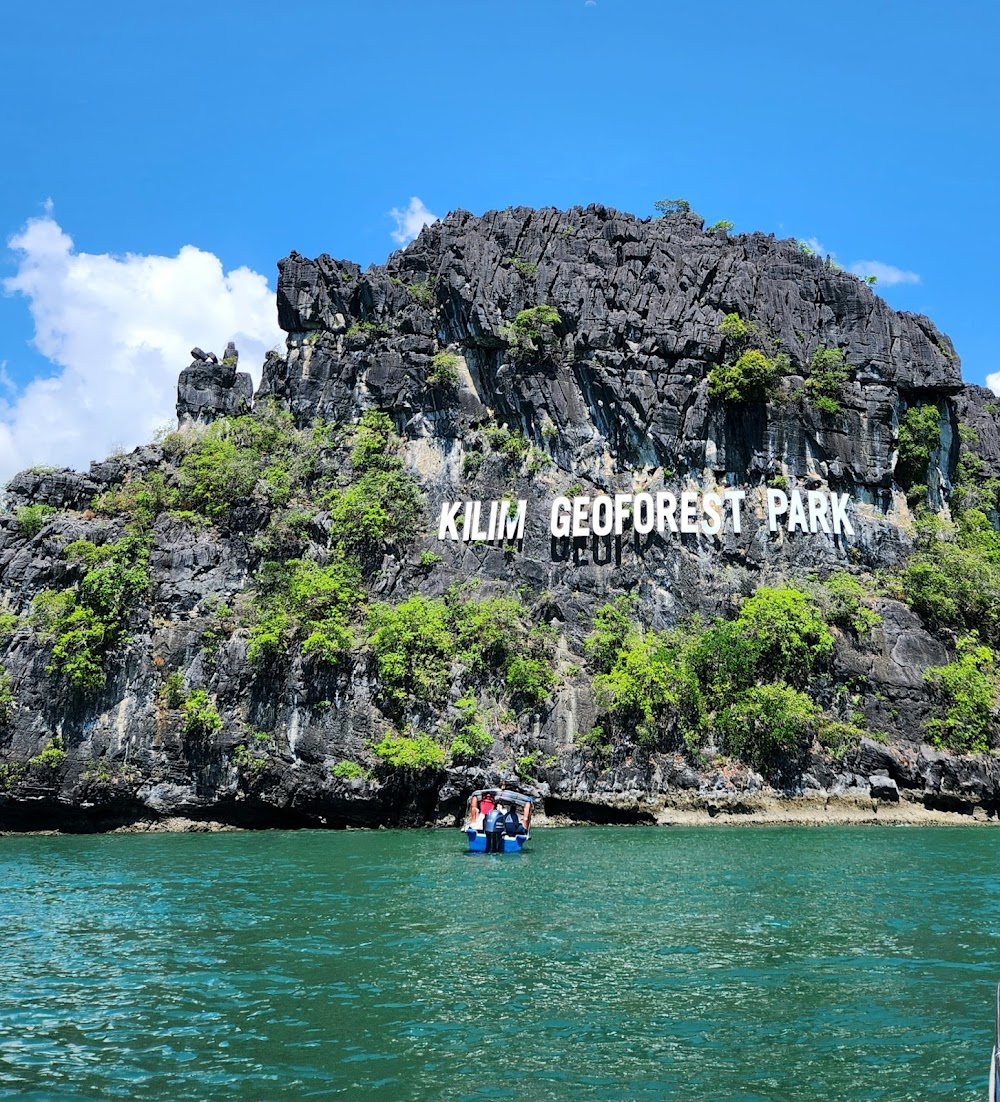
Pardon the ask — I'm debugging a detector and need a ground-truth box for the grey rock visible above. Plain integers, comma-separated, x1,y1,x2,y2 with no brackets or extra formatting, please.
177,348,253,424
868,774,899,801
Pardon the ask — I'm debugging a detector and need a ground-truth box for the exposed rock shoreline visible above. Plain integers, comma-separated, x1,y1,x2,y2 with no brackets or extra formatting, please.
3,792,995,837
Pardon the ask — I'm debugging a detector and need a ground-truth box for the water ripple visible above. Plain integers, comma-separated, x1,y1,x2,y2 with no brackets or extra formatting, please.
0,825,996,1100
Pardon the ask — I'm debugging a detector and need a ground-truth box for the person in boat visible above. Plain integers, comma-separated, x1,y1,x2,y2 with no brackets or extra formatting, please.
484,801,505,851
503,804,525,836
467,790,497,831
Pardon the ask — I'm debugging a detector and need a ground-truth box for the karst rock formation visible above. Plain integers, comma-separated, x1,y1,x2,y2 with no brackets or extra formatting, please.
3,204,999,830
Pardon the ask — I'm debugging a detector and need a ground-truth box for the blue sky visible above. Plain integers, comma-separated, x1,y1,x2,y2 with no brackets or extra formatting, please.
0,0,997,476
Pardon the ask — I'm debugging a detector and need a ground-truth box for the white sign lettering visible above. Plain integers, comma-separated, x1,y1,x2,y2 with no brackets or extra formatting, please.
436,489,856,544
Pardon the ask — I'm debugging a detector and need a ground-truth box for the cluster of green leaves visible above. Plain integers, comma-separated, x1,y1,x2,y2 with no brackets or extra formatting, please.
221,409,424,671
426,352,460,389
815,717,872,761
177,404,310,521
80,758,140,785
447,693,494,765
331,759,367,780
247,557,363,667
325,411,424,560
715,684,821,768
373,731,446,771
160,668,228,740
587,587,835,770
14,504,56,539
511,256,538,277
0,611,18,642
367,595,454,710
923,634,997,754
406,279,436,308
949,424,1000,519
896,403,941,494
901,510,1000,643
199,597,235,663
575,724,613,764
254,508,315,559
511,305,561,337
181,689,222,738
93,471,179,528
654,198,691,216
515,750,555,781
0,761,26,791
709,315,784,403
806,347,849,414
707,219,735,233
232,732,271,775
160,671,187,709
366,592,556,718
0,668,14,725
718,313,756,348
821,572,882,636
484,426,530,464
585,596,636,673
591,623,705,752
708,349,782,404
29,734,67,770
31,532,151,689
501,305,561,359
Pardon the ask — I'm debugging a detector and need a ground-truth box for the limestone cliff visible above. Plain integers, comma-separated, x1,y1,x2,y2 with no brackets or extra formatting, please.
2,204,999,831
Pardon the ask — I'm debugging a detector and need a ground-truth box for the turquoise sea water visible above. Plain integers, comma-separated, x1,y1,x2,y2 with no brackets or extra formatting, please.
0,825,997,1101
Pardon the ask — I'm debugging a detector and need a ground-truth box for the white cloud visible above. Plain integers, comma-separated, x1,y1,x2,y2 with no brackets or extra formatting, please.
848,260,920,286
986,372,1000,397
802,236,826,256
389,196,438,245
1,215,283,484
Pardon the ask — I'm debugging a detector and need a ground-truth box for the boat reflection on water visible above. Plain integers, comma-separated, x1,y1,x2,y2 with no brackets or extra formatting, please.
462,788,534,853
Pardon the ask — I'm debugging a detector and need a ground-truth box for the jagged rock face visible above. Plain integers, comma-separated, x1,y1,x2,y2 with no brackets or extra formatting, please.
2,205,1000,832
266,206,964,501
177,345,253,424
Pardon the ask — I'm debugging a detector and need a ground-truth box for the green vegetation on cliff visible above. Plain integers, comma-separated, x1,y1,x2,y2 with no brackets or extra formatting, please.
805,347,849,413
901,509,1000,642
587,585,854,770
923,634,998,754
708,349,782,403
367,592,555,718
31,532,151,690
896,403,941,495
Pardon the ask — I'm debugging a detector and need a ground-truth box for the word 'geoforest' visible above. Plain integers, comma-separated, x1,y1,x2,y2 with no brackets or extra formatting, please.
436,488,855,543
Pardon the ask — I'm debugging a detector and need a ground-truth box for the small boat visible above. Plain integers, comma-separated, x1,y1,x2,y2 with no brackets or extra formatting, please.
463,788,534,853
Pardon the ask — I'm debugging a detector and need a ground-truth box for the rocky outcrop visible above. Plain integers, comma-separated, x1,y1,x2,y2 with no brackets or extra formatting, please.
177,344,253,424
1,204,999,832
265,206,962,503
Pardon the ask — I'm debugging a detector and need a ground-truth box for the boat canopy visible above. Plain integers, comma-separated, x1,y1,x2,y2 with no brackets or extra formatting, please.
467,788,534,807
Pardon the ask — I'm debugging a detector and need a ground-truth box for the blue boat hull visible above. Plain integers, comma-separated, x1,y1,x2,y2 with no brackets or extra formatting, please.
465,829,528,853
